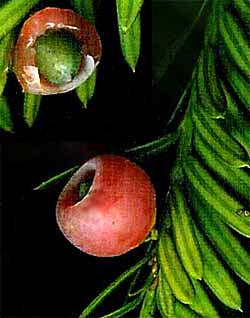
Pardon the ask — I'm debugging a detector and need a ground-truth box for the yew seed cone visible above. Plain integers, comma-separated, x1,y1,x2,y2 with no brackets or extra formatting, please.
56,155,156,257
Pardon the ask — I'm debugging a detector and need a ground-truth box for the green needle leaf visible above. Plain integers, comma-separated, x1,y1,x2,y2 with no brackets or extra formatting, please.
76,70,97,108
23,93,42,127
33,166,79,191
71,0,97,107
117,12,141,72
71,0,95,24
0,31,14,95
174,300,202,318
0,95,13,132
116,0,144,33
125,131,179,160
0,0,41,40
79,257,149,318
98,296,144,318
222,83,250,158
139,286,156,317
153,0,209,85
97,274,154,318
124,269,143,301
156,269,175,317
165,70,195,130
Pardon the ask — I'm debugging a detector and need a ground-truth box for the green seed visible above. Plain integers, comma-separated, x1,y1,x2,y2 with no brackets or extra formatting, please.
35,30,82,85
79,180,92,200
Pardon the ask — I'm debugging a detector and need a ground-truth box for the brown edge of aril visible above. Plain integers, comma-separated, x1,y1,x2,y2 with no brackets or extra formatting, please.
13,7,102,95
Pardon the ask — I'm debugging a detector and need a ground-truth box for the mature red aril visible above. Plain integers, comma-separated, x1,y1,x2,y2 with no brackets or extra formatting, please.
56,155,156,257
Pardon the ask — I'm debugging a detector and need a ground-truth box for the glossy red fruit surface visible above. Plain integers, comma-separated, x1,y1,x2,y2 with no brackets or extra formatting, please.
56,155,156,257
13,7,102,95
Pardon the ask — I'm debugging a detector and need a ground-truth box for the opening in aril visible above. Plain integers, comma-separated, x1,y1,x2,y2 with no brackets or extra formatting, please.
77,170,95,201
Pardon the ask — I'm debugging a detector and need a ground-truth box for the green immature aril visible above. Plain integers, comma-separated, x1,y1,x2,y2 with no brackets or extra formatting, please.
35,30,82,85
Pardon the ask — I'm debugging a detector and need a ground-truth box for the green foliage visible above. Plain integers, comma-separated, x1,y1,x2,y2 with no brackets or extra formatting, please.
76,70,97,108
116,0,143,33
34,166,79,191
79,0,250,316
192,195,250,284
23,93,42,127
0,0,41,40
189,279,219,317
116,0,142,71
71,0,97,107
125,131,179,160
152,0,209,85
174,300,202,318
0,95,13,132
71,0,95,24
33,1,249,317
154,0,250,316
158,228,194,305
79,256,151,318
0,19,15,132
0,31,14,95
193,225,242,310
170,185,203,280
156,269,174,317
139,283,156,317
